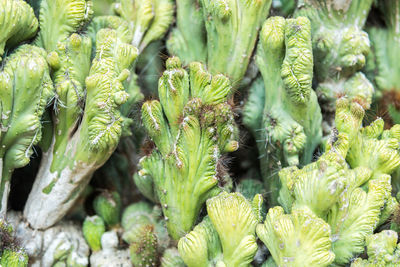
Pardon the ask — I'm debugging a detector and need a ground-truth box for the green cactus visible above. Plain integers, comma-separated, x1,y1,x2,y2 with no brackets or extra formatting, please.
23,3,138,228
82,215,106,252
295,0,374,114
136,57,239,239
35,0,93,52
93,0,115,15
0,45,54,216
367,0,400,124
178,192,262,267
129,225,158,266
257,206,334,267
122,202,170,252
243,16,322,205
0,0,38,61
351,230,400,266
260,98,397,266
93,191,122,228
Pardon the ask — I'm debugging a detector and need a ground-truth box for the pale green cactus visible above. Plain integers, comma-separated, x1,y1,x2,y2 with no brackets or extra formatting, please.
269,99,396,266
0,0,38,61
243,16,322,205
87,15,144,133
201,0,271,87
82,215,106,252
328,173,392,264
23,5,138,228
378,196,399,227
35,0,93,52
178,192,262,267
367,0,400,123
122,202,157,243
0,45,54,217
351,230,400,267
345,119,400,179
113,0,174,52
295,0,374,113
168,0,272,88
257,206,335,267
136,57,238,239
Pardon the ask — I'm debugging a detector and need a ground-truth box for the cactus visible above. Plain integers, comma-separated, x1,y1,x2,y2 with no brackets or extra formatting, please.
136,57,238,239
24,4,138,227
295,0,374,119
82,215,106,252
178,192,262,267
243,16,322,205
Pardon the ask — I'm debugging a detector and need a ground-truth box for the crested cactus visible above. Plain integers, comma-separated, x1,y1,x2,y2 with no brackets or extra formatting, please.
167,0,207,63
257,206,334,267
0,0,38,61
178,192,262,267
243,16,322,205
367,0,400,124
1,0,400,264
351,230,400,266
0,45,53,217
136,57,238,239
295,0,374,116
23,0,138,229
259,98,398,266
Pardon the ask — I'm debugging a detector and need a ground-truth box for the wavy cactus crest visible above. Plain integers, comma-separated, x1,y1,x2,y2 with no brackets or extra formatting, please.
261,99,396,266
178,192,262,267
0,0,38,61
24,25,138,229
351,230,400,266
243,16,322,205
136,57,238,239
257,206,335,267
295,0,374,114
35,0,93,51
0,45,53,217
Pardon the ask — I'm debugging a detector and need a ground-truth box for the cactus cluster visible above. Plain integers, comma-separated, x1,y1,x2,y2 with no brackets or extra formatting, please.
1,0,400,266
